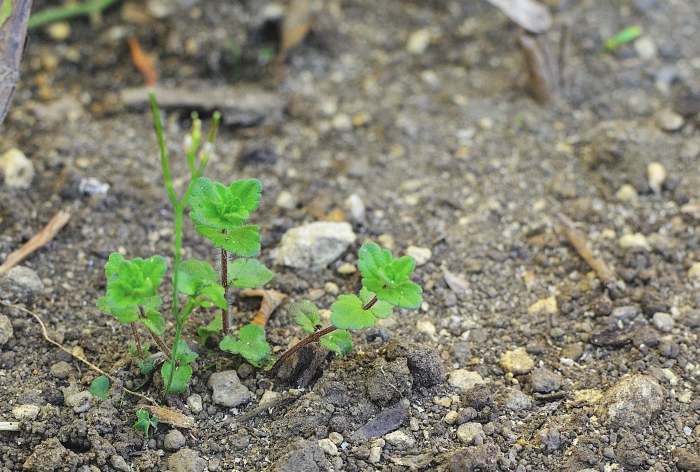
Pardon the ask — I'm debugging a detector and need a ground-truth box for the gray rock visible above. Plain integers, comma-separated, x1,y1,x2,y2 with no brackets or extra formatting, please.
448,369,485,392
22,438,78,471
0,266,43,302
499,348,534,374
110,455,130,472
51,361,73,379
502,388,533,411
208,370,252,407
65,391,92,413
164,429,186,451
271,439,331,472
186,393,203,413
351,404,409,441
344,194,366,223
652,312,674,332
597,374,665,430
0,314,12,345
275,222,356,270
167,448,207,472
456,422,483,444
366,358,412,405
530,367,562,393
12,404,40,421
539,427,561,452
448,443,499,471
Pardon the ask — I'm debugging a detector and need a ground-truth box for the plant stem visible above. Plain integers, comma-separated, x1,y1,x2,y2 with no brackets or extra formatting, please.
165,203,185,391
220,246,230,333
130,324,143,354
137,306,171,358
271,295,378,372
28,0,119,29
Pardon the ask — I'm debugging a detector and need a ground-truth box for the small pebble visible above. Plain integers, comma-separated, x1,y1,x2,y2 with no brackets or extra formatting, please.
652,312,674,332
318,438,338,456
187,394,203,413
647,162,667,193
688,262,700,280
416,319,436,337
619,233,650,251
406,246,431,266
328,432,343,445
448,369,485,392
528,296,558,316
344,194,366,223
164,429,186,451
46,22,71,41
385,430,415,449
0,148,34,189
655,109,684,132
337,263,357,275
444,411,459,424
50,361,73,380
258,390,280,408
616,184,638,202
275,191,297,210
456,422,483,444
499,348,535,375
368,446,382,463
12,404,40,421
406,28,431,54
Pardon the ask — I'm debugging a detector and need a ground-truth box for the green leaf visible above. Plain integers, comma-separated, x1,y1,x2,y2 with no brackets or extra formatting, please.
173,340,198,364
219,323,270,367
290,300,321,333
359,287,393,319
138,357,156,375
320,330,353,356
134,409,158,437
98,253,167,323
0,0,12,27
89,375,110,400
195,224,261,257
228,258,274,288
330,294,376,330
605,25,642,51
141,309,165,336
176,259,227,309
161,361,193,394
357,242,422,309
189,177,262,230
197,314,223,345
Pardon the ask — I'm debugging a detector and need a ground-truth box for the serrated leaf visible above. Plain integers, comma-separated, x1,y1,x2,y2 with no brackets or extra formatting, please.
176,259,227,309
290,300,320,333
197,314,223,345
228,258,274,288
330,294,376,330
173,340,198,364
320,330,353,356
89,375,110,400
162,361,193,394
134,409,158,437
142,309,165,335
219,323,270,367
189,177,262,230
195,224,261,257
359,287,393,319
357,242,422,309
99,253,167,323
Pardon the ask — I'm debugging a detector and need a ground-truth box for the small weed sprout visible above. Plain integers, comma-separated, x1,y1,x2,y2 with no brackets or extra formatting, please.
134,409,158,437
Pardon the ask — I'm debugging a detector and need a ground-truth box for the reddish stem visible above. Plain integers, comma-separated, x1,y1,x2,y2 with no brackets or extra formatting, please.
270,295,378,373
221,247,230,333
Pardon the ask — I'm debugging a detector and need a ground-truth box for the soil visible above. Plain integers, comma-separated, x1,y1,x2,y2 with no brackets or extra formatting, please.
1,0,700,471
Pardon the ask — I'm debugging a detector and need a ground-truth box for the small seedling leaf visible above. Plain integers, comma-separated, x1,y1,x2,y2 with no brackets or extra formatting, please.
290,300,321,333
89,375,110,400
161,361,193,394
605,25,642,51
228,258,274,288
173,340,198,364
134,409,158,437
359,287,393,319
197,314,223,345
189,177,262,230
219,323,271,367
357,242,422,309
98,253,167,323
195,224,261,257
176,259,226,309
142,309,166,336
319,329,353,356
330,294,376,330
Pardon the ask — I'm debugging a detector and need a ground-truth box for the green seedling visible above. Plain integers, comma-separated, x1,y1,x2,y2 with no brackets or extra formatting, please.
28,0,119,29
98,95,224,395
0,0,12,26
271,242,423,371
605,25,642,51
134,409,158,437
89,375,110,400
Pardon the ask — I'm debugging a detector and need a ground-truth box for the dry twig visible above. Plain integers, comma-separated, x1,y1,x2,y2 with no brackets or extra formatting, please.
0,301,157,405
244,289,287,327
557,213,616,284
127,37,157,87
0,209,70,274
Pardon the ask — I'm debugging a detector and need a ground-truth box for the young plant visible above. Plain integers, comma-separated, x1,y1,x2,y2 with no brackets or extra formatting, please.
134,409,158,437
271,242,422,370
98,95,225,394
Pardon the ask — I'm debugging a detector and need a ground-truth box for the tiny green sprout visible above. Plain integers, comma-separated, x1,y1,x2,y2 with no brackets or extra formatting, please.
134,409,158,437
89,375,110,400
162,340,198,394
219,323,271,367
271,242,423,372
605,25,642,51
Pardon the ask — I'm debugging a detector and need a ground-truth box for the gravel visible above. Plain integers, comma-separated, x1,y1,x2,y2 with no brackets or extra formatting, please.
274,222,357,270
208,371,252,408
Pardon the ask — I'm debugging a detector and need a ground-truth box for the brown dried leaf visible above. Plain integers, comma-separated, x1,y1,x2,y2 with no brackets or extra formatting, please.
243,289,287,327
280,0,313,59
143,405,195,429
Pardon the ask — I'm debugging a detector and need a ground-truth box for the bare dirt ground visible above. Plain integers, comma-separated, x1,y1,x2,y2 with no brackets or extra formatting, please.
1,0,700,470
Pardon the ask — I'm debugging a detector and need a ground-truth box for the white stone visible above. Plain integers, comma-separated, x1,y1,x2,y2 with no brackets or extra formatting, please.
12,404,40,421
187,394,203,413
528,296,558,316
448,369,485,391
500,348,535,375
318,438,338,455
647,162,667,193
652,312,674,332
406,29,431,54
208,371,252,407
406,246,431,266
328,432,343,445
259,390,280,408
344,194,366,223
634,36,657,60
618,233,650,251
368,446,382,463
275,191,297,209
275,222,356,270
444,411,459,424
457,422,483,444
337,263,356,274
416,319,436,337
616,184,638,202
384,430,415,449
0,148,34,189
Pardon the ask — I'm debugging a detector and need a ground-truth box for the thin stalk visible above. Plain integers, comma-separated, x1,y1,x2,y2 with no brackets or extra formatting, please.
271,295,378,372
28,0,119,29
220,245,230,333
130,324,143,354
149,94,178,207
137,306,171,357
165,203,185,392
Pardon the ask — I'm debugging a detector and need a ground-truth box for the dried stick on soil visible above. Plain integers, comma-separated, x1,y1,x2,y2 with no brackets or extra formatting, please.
0,209,70,274
245,289,287,327
1,301,157,405
0,421,20,432
127,37,158,87
557,213,616,284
